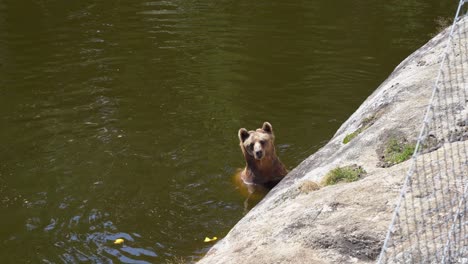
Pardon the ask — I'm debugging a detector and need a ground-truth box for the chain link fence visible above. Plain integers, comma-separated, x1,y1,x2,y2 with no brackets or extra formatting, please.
378,1,468,263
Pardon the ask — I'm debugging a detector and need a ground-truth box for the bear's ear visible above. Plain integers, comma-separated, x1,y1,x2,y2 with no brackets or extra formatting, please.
262,122,273,134
238,128,250,142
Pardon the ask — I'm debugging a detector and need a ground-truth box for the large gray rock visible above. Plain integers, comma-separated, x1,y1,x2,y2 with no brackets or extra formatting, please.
198,23,464,264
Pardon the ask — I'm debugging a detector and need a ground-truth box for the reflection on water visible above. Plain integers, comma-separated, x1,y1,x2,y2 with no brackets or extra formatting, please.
24,203,158,263
231,169,268,214
0,0,455,262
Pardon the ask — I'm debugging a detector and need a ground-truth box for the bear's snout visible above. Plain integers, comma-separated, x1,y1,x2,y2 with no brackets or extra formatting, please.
255,150,264,160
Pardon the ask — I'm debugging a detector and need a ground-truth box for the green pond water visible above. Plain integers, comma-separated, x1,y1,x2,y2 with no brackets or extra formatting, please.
0,0,456,263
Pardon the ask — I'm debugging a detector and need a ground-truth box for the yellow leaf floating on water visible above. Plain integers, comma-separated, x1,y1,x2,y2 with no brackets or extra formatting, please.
204,237,217,243
114,238,124,245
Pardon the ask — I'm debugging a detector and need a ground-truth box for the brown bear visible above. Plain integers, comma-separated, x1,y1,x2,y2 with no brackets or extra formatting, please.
237,122,288,192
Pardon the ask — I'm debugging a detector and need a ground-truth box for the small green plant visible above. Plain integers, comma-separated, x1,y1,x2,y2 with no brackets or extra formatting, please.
383,138,415,164
343,115,376,144
343,131,359,144
322,165,366,186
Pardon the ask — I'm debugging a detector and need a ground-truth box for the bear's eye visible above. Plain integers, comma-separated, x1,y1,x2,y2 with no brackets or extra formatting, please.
249,143,254,149
259,140,265,145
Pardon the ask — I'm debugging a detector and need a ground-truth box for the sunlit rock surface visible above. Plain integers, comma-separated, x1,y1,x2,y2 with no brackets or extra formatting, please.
198,23,464,264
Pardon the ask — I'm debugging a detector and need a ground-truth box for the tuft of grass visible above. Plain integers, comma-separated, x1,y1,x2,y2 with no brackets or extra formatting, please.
322,165,366,186
343,115,376,144
298,180,321,193
383,138,415,164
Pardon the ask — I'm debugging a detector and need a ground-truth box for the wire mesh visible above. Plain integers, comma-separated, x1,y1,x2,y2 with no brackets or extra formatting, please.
378,1,468,263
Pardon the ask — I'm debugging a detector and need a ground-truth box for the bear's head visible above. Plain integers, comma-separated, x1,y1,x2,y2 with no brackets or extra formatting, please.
238,122,275,160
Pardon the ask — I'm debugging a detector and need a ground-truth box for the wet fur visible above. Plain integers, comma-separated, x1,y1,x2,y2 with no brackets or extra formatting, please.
238,122,288,192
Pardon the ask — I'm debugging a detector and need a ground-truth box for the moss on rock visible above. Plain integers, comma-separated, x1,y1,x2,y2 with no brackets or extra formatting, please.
377,134,416,167
384,138,415,164
343,115,376,144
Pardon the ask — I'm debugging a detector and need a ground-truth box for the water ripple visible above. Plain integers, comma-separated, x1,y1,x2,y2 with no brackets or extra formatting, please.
0,0,456,262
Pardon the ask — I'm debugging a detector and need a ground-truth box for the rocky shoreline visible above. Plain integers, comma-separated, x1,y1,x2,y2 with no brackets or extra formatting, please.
197,23,465,264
